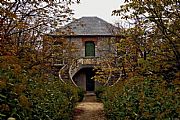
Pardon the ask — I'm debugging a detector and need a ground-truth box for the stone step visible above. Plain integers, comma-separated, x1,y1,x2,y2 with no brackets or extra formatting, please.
85,91,96,96
83,92,97,102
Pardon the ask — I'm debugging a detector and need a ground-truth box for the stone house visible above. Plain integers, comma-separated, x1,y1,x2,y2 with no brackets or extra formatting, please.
49,17,123,91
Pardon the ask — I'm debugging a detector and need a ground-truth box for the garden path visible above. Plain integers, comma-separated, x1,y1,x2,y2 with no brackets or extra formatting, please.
73,92,106,120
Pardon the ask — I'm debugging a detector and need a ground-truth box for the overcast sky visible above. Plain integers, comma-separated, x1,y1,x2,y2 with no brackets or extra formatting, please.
71,0,125,24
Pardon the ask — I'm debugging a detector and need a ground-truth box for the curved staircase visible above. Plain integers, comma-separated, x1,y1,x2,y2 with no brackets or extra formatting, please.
59,64,69,83
59,64,77,86
58,57,122,87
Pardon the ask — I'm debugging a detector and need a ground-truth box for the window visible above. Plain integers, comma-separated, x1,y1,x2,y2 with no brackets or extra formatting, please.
85,41,95,57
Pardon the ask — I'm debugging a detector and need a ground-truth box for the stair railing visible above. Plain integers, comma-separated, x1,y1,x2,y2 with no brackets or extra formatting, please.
69,57,121,87
109,67,122,87
69,57,99,79
69,58,83,78
58,64,67,83
69,59,79,87
103,62,112,86
111,70,122,86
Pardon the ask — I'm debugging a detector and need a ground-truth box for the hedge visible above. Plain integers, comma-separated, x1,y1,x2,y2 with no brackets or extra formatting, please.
101,75,180,119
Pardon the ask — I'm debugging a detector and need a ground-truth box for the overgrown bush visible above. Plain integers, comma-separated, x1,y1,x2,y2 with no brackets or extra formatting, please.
0,59,80,120
102,75,180,120
77,87,85,102
27,79,79,120
0,65,30,120
95,86,107,101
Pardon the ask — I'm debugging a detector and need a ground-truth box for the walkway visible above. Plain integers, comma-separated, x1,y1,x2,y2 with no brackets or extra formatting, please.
73,92,106,120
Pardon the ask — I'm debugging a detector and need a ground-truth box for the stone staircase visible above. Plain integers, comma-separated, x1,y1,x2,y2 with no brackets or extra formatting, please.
83,91,96,102
69,57,100,78
59,64,69,83
58,57,121,87
51,65,63,76
59,64,77,86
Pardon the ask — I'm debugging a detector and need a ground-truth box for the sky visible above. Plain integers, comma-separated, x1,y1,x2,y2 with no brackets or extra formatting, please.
71,0,125,24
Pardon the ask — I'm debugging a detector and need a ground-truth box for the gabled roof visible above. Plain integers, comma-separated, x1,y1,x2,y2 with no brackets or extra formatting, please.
56,17,117,36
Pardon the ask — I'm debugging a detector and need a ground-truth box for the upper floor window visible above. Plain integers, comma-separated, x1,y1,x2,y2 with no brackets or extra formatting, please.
85,41,95,57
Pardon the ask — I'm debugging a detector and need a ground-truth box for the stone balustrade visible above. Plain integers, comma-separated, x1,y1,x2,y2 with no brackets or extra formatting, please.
69,57,101,81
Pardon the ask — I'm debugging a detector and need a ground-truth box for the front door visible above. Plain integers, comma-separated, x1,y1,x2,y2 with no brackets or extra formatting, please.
86,70,95,91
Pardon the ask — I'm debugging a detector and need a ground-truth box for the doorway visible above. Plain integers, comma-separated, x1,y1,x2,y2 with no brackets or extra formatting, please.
86,68,95,91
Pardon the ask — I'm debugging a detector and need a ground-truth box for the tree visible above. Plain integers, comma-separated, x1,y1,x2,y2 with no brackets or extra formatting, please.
1,0,77,53
0,0,80,119
110,0,180,82
98,1,180,119
112,0,180,70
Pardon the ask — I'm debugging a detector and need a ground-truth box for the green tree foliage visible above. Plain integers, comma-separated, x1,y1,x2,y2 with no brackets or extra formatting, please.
102,75,179,119
112,0,180,71
107,0,180,82
0,0,81,119
0,63,80,119
99,0,180,119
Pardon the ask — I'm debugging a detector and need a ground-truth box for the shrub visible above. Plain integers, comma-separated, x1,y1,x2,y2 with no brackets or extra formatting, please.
0,65,80,120
102,75,180,120
95,86,107,101
27,79,79,120
0,66,31,120
77,87,85,102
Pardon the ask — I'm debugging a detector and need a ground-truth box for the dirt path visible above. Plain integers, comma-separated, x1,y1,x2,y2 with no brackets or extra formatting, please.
73,92,106,120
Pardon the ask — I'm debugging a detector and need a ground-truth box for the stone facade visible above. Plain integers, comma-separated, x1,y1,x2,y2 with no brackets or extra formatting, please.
50,17,122,91
66,36,114,58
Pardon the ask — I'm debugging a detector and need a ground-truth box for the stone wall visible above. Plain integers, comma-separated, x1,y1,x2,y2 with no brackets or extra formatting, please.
67,36,115,58
52,35,117,91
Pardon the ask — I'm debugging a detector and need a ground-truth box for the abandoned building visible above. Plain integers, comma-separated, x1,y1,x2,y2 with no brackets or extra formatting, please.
48,17,123,91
